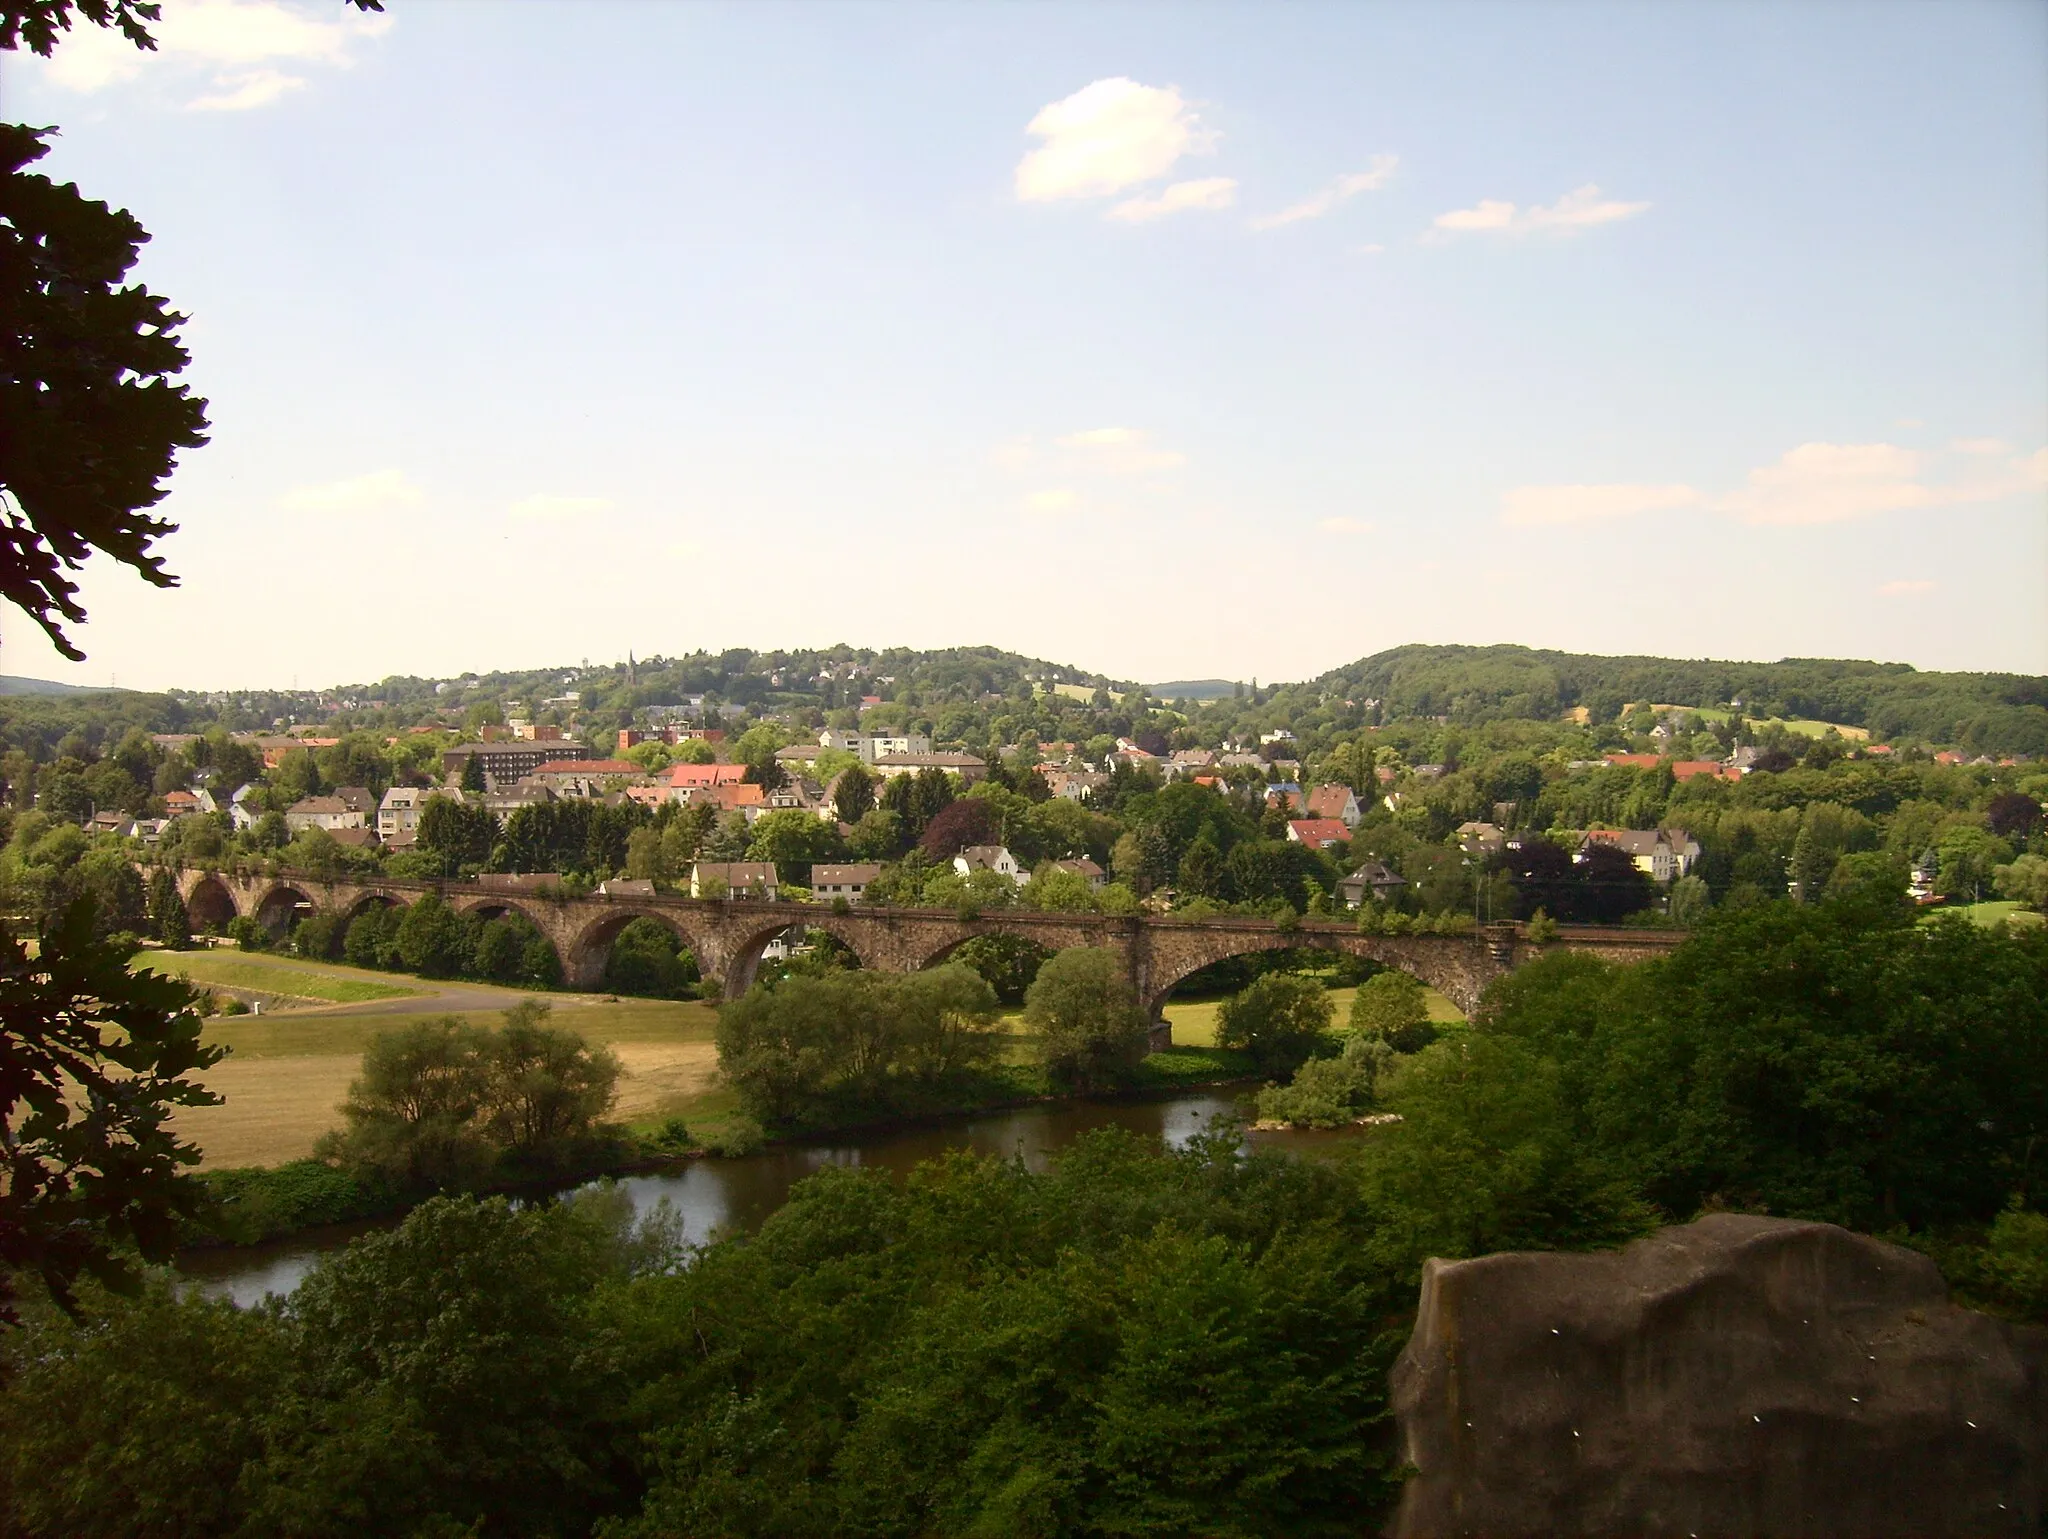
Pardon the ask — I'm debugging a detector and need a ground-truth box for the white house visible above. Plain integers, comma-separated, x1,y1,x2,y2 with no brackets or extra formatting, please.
1580,828,1701,883
690,861,779,899
378,786,430,843
954,844,1027,885
284,795,366,834
812,863,882,903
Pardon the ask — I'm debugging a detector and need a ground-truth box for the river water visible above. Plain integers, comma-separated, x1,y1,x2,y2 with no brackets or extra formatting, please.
178,1091,1357,1307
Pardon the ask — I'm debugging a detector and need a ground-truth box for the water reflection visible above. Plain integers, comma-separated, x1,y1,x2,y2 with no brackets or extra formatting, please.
180,1093,1252,1308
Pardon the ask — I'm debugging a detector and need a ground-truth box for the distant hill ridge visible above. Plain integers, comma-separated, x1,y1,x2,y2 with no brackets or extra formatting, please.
0,675,127,697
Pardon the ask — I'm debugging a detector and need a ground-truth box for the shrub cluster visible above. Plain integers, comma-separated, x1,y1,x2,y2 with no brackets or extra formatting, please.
716,963,1005,1127
315,1001,625,1190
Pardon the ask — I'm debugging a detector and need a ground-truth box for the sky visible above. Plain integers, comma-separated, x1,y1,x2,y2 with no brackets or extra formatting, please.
4,0,2046,692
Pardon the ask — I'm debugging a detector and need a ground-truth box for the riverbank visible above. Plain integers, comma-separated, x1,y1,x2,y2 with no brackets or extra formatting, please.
184,1043,1264,1251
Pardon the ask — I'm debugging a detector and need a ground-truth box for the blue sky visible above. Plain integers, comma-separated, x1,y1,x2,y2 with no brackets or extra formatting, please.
5,0,2045,690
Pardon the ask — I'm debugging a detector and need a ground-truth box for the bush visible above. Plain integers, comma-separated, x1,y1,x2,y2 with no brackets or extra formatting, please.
1216,972,1335,1077
225,914,268,950
1255,1036,1394,1128
1349,971,1438,1053
343,904,396,969
317,1003,623,1191
705,1115,765,1158
1025,946,1149,1093
291,911,342,960
603,917,698,998
650,1117,692,1154
1524,907,1559,943
393,893,471,977
194,1159,398,1245
716,964,1003,1127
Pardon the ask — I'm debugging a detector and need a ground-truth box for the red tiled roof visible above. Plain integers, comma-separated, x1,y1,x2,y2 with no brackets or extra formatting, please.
1287,818,1351,847
668,762,749,787
536,758,640,775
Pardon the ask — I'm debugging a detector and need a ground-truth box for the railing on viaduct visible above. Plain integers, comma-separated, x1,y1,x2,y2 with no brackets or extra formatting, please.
164,864,1685,1022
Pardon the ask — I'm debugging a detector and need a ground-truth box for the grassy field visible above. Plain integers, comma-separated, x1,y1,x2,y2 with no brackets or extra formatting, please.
178,995,723,1169
1923,901,2046,931
139,950,424,1005
1160,983,1464,1048
174,959,1470,1170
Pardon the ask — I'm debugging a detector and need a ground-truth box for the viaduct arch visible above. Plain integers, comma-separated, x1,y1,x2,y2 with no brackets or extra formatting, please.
164,865,1683,1025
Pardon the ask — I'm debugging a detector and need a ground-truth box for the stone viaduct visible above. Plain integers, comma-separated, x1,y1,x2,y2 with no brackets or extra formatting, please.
169,865,1683,1026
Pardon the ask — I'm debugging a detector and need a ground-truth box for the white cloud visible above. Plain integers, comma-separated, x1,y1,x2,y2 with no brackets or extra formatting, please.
1107,177,1238,224
1317,516,1375,534
1431,183,1649,238
278,468,422,513
1024,489,1078,516
1717,442,1936,526
1501,483,1704,526
1055,427,1186,473
1014,78,1214,203
1432,199,1518,234
1251,155,1399,230
1526,184,1651,229
1357,243,1387,255
38,0,390,108
665,538,703,559
1951,437,2013,455
1502,440,2047,529
189,68,305,111
510,494,612,521
1877,579,1937,596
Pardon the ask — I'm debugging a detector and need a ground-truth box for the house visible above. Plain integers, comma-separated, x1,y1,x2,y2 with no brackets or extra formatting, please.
1305,783,1362,828
334,786,377,820
819,728,934,763
1045,856,1106,889
161,789,201,818
954,845,1027,884
871,751,987,785
690,861,779,899
1043,768,1109,801
328,827,378,851
485,782,555,819
1455,821,1506,856
812,863,883,903
1264,783,1304,813
597,878,657,898
1338,861,1408,908
378,786,430,842
228,783,263,830
1580,828,1700,883
1670,760,1732,783
285,795,366,833
88,810,134,837
1286,818,1351,850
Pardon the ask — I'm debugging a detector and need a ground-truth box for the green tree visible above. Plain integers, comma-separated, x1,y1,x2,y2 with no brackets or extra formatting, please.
0,126,209,658
1025,946,1149,1091
418,792,496,873
461,752,487,793
1178,833,1225,899
746,806,843,884
603,917,698,998
1217,972,1334,1077
484,999,622,1159
1348,970,1437,1053
1994,852,2048,911
393,893,472,978
317,1016,496,1191
833,761,876,824
0,903,223,1320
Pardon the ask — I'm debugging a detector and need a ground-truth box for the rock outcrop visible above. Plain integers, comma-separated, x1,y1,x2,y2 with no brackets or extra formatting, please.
1388,1213,2045,1537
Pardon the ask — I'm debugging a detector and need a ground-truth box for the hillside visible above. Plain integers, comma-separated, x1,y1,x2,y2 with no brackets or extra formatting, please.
1309,645,2048,755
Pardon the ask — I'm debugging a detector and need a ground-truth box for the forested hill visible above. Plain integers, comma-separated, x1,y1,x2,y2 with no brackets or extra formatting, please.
1310,645,2048,752
2,641,2045,760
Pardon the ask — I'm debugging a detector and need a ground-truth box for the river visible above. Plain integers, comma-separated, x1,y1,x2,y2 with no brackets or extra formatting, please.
178,1091,1360,1307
